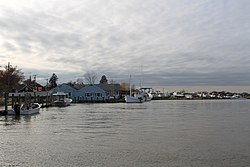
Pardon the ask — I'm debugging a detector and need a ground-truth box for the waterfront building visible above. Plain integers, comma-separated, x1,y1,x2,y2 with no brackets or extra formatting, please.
76,84,108,102
96,84,122,99
49,83,78,101
49,83,123,102
7,80,48,105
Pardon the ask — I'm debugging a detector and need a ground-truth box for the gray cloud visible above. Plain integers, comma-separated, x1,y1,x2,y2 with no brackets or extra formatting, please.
0,0,250,87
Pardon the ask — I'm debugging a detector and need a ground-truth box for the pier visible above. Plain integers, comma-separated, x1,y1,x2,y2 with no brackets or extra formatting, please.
0,91,52,115
0,110,7,116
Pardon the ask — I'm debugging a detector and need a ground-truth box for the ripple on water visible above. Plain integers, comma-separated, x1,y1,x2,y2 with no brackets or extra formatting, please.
1,101,250,166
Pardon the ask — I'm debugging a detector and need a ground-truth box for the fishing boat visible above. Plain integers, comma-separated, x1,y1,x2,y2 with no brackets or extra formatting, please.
125,93,145,103
140,87,153,101
8,103,41,115
125,75,145,103
135,66,153,102
52,92,72,107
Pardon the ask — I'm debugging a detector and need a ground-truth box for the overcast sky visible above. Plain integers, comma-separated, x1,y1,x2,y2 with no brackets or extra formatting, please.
0,0,250,87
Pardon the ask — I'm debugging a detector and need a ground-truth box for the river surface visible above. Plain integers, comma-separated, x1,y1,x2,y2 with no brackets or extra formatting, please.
1,100,250,167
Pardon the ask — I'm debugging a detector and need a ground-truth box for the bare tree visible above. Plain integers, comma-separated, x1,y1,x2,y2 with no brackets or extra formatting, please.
76,78,84,85
84,71,97,85
0,63,24,111
109,79,117,84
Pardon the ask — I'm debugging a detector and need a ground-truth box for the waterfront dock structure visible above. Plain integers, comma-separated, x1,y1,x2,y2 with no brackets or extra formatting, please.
1,78,250,115
1,91,249,116
0,91,51,116
8,91,51,107
0,110,8,116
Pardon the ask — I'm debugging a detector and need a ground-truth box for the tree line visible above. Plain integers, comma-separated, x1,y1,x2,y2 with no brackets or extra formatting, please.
0,64,117,93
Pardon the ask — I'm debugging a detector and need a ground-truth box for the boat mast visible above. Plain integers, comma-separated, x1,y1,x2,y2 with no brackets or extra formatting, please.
140,65,143,88
129,74,132,96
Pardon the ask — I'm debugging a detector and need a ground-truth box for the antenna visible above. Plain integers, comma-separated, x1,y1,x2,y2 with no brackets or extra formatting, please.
33,74,38,82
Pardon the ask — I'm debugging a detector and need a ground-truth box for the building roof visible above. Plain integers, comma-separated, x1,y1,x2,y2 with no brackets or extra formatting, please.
79,84,106,93
96,84,121,91
62,83,85,90
72,83,85,90
17,84,33,92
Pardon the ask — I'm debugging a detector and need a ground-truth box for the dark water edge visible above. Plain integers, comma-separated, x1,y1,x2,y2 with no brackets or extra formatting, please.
1,100,250,167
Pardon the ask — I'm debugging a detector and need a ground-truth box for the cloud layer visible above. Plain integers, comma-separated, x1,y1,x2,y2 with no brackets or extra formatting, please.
0,0,250,86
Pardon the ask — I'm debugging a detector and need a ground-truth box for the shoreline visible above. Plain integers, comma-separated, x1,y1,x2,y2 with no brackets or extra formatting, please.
150,85,250,93
1,97,249,115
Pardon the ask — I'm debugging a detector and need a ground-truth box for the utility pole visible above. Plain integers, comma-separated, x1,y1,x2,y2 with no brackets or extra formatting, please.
33,74,37,82
4,62,10,113
45,79,49,105
33,74,37,91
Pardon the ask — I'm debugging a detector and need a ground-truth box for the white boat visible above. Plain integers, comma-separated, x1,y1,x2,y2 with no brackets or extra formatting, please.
125,94,145,103
65,98,73,105
231,94,246,100
140,88,153,101
185,94,193,99
172,91,185,98
8,103,41,115
125,75,146,103
52,92,72,107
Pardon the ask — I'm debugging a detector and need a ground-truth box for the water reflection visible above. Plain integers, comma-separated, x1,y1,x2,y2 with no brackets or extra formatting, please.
0,115,33,126
1,101,250,167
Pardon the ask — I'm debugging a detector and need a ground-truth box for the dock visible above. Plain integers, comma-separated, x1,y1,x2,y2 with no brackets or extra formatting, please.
0,110,8,116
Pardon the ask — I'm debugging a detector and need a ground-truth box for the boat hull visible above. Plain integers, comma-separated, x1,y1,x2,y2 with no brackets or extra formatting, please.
144,93,153,101
8,103,41,115
53,101,67,107
53,98,72,107
125,95,145,103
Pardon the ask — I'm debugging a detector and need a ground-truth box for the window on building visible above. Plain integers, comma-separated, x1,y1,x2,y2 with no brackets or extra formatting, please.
85,93,93,97
96,93,102,97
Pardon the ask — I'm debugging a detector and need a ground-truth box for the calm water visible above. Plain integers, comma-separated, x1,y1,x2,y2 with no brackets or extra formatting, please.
1,100,250,167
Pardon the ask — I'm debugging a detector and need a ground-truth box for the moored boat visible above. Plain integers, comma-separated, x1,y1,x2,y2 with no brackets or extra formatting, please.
125,75,146,103
52,92,72,107
140,87,153,101
8,103,41,115
125,94,145,103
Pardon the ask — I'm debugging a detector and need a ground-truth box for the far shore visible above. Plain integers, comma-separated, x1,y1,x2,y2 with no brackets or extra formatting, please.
150,85,250,93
